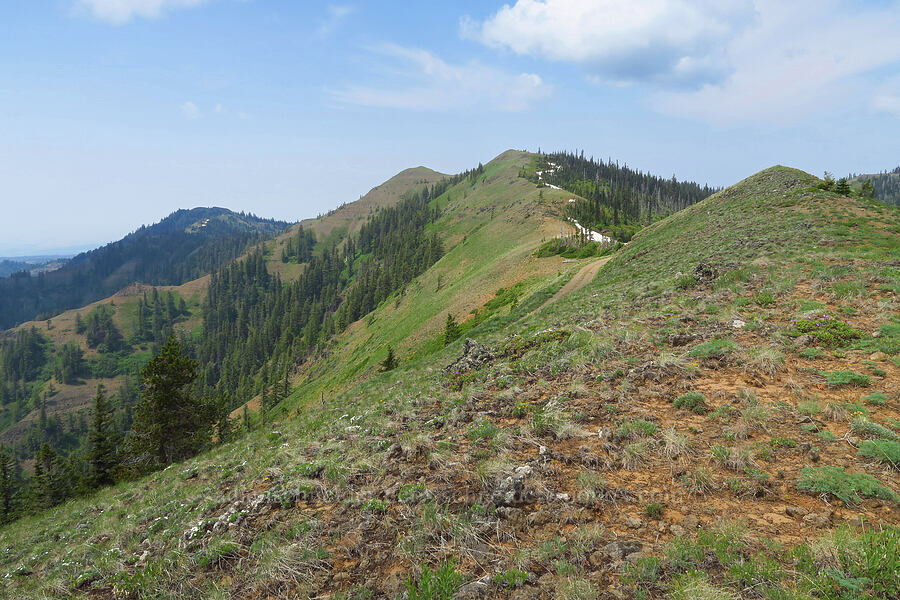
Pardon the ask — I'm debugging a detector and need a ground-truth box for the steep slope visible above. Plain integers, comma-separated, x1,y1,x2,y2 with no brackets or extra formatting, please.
2,166,898,600
0,208,289,330
267,166,447,281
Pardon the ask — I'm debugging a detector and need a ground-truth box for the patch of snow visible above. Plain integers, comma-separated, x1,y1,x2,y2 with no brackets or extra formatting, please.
568,218,614,244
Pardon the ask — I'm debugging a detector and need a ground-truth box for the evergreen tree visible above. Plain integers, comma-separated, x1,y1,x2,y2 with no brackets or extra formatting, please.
87,385,118,486
835,177,851,195
31,443,70,511
443,314,461,347
381,345,398,371
127,336,209,471
859,178,875,198
0,444,15,523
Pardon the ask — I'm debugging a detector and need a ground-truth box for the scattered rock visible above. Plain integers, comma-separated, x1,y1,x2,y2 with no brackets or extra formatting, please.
444,338,497,374
730,319,746,329
455,575,492,599
869,351,888,362
625,517,643,529
386,442,404,460
794,335,814,347
785,506,808,518
491,466,534,507
694,262,718,284
681,515,700,531
603,540,643,560
669,524,686,537
803,513,830,528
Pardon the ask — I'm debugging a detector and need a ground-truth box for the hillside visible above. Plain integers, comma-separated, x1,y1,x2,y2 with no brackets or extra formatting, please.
0,208,289,330
1,164,897,599
850,167,900,206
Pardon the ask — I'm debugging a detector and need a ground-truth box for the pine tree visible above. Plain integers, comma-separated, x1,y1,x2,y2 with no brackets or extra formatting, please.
0,444,15,523
87,385,118,486
381,345,398,371
127,336,209,471
31,443,70,511
835,177,851,195
443,314,461,347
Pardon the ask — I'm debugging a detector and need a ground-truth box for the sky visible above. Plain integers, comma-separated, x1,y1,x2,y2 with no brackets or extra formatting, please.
1,0,899,255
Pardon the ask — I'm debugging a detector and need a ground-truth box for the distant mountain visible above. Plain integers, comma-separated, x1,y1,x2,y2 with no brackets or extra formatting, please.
0,207,289,329
0,256,71,278
849,166,900,205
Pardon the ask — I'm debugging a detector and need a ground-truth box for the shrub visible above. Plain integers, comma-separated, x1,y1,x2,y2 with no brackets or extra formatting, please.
674,392,708,414
494,569,528,589
406,562,464,600
689,338,737,359
467,419,500,441
858,440,900,468
825,370,870,387
797,466,899,505
862,392,889,406
797,400,822,416
645,502,665,519
623,441,651,469
851,418,899,441
675,274,696,289
792,315,860,347
755,291,776,307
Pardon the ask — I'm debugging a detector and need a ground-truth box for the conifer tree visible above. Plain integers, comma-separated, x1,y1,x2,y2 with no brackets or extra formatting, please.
0,444,15,523
127,336,209,471
31,443,70,511
87,385,118,486
443,314,461,347
835,177,851,195
381,345,398,371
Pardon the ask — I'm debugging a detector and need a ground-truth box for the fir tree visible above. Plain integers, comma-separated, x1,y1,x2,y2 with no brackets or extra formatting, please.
835,177,851,196
0,444,15,523
443,314,461,347
381,345,398,371
127,336,209,471
87,385,118,486
31,443,70,511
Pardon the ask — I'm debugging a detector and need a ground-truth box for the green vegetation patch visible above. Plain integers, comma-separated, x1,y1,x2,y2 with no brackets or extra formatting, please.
617,419,658,438
824,370,871,387
850,418,899,441
858,440,900,468
673,391,709,414
797,466,899,505
405,562,464,600
689,338,737,359
791,315,861,347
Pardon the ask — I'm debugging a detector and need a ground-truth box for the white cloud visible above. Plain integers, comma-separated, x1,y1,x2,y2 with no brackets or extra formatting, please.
328,44,551,111
317,4,354,37
467,0,900,124
74,0,208,24
180,101,199,120
657,1,900,125
464,0,755,86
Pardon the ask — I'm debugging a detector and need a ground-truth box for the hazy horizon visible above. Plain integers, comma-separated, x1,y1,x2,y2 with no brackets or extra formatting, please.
2,1,899,255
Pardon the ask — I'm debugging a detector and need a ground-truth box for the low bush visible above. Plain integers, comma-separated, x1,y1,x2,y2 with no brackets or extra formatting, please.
858,440,900,468
797,466,899,505
791,315,860,347
673,391,708,414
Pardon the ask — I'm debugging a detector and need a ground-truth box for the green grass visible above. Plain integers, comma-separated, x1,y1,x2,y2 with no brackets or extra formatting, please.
791,315,860,347
824,370,871,387
673,391,708,414
797,466,899,505
858,440,900,468
689,338,737,359
617,419,659,438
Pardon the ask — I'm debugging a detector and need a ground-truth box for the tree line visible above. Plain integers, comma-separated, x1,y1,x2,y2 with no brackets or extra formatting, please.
525,151,717,241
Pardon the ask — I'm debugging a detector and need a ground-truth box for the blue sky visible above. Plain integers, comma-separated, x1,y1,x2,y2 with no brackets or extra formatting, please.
1,0,899,255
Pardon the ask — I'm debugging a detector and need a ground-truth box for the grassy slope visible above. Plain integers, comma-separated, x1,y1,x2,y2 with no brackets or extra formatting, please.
2,166,899,599
266,166,447,281
280,150,584,412
2,165,450,448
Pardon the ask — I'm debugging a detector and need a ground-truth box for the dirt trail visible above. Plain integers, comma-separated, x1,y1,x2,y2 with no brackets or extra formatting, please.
539,256,611,310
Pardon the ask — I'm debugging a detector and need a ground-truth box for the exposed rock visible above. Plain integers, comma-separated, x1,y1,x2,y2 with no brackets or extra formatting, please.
803,513,830,528
603,540,643,560
694,262,718,284
795,335,814,347
785,506,808,518
491,466,534,507
625,517,643,529
455,575,492,599
730,319,746,329
444,338,497,374
681,515,700,531
869,351,888,362
669,524,686,537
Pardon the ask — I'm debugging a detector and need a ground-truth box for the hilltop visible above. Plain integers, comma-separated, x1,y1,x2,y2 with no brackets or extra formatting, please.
1,160,898,599
0,207,289,331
